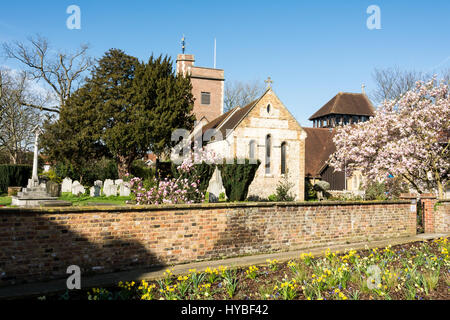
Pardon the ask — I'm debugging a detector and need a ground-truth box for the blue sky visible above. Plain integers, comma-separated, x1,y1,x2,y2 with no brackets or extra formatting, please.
1,0,449,126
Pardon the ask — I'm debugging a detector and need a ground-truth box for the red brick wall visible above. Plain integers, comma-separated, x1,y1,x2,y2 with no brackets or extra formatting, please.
190,67,224,122
176,54,224,122
0,201,414,286
435,201,450,233
419,195,450,234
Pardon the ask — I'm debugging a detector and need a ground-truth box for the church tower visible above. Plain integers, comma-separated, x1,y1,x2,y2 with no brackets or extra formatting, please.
176,38,224,122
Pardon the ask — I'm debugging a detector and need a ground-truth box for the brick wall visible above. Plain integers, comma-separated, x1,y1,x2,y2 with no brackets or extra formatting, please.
419,194,450,234
0,201,414,286
433,200,450,234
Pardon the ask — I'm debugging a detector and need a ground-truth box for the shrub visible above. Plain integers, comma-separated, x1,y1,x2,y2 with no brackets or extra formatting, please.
314,180,330,192
155,160,173,180
384,176,409,199
305,179,317,200
218,158,261,202
130,157,215,205
130,160,155,181
172,161,216,200
364,177,409,200
314,180,331,200
275,174,295,201
267,194,277,202
364,181,387,200
39,169,62,184
0,164,32,194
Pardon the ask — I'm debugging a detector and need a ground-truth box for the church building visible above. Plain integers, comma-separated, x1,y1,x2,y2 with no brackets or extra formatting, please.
176,46,375,200
201,87,307,201
304,92,375,190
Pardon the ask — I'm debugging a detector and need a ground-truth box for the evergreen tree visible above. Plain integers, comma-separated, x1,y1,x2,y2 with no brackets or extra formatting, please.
42,49,195,179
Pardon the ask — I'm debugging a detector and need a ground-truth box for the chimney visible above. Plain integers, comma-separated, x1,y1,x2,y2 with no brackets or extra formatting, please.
176,54,195,77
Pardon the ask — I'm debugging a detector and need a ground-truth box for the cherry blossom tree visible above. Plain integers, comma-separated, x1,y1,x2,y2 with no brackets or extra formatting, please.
329,77,449,199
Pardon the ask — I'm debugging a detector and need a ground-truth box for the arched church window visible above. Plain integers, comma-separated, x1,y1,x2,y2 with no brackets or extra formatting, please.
265,134,271,174
281,142,287,174
249,140,256,159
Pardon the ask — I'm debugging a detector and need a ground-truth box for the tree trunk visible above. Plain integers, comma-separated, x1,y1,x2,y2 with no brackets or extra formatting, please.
117,155,132,179
436,175,444,200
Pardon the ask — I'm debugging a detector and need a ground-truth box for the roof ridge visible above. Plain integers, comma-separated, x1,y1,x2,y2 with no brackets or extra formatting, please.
216,106,241,132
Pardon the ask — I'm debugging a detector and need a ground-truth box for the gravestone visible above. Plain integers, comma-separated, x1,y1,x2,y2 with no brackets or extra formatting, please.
114,179,123,186
90,185,101,197
72,181,85,196
61,178,73,193
207,167,226,203
46,181,61,197
119,182,130,197
94,180,103,188
103,179,114,196
104,184,117,197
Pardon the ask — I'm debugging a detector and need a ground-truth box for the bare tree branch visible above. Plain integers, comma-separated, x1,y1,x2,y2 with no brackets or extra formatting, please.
224,79,266,112
370,66,427,105
0,69,41,164
2,34,93,113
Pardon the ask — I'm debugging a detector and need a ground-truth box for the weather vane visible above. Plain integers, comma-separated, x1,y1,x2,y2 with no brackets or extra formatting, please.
181,35,186,54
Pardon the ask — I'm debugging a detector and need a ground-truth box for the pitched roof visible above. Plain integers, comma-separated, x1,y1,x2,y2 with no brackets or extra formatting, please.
303,127,336,178
216,99,258,138
201,107,236,134
201,95,261,141
309,92,375,120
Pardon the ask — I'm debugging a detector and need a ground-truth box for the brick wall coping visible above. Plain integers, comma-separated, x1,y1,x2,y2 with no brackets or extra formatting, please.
0,200,410,215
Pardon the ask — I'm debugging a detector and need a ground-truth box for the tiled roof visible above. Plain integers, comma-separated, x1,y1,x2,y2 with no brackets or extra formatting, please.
309,93,375,120
202,98,260,141
303,127,336,177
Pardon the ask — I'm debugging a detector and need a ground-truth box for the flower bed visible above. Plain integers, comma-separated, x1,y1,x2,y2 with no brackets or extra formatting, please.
41,238,449,300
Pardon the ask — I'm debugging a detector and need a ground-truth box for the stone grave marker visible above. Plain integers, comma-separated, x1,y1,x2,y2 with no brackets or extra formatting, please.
46,181,61,197
104,184,117,197
119,182,131,197
207,167,225,203
90,185,101,197
61,178,73,193
72,181,85,196
103,179,114,196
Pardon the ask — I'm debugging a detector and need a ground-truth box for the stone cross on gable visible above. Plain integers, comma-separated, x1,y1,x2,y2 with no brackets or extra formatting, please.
265,77,273,89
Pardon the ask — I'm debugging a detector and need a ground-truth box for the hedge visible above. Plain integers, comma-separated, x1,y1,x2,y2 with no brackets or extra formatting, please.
0,164,32,194
218,158,261,201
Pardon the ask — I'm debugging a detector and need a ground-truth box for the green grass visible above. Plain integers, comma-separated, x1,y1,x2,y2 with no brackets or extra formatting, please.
58,192,132,206
0,196,12,206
